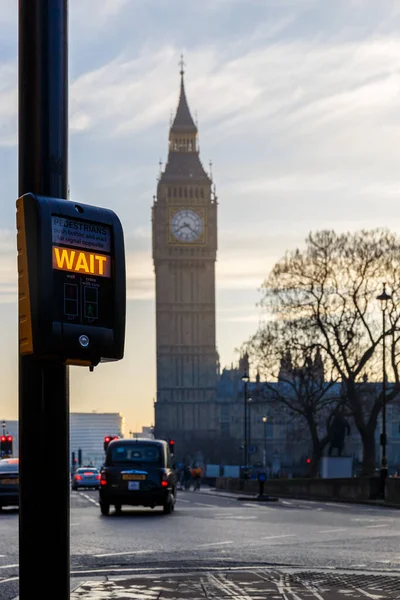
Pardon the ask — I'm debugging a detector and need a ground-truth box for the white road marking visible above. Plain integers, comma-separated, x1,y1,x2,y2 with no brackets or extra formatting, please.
208,573,253,600
177,498,190,503
93,549,152,558
197,541,234,548
355,586,385,599
0,575,19,585
365,524,388,528
0,555,5,558
220,515,257,520
262,534,297,540
241,502,276,509
317,528,346,534
281,500,293,505
0,563,19,570
194,502,215,507
80,492,99,506
352,518,392,522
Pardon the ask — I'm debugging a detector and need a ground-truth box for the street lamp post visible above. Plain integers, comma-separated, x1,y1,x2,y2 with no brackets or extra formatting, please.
376,282,392,484
262,416,268,468
248,398,252,462
242,369,249,477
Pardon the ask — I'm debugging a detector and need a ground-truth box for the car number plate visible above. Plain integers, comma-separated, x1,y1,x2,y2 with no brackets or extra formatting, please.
128,481,140,491
122,474,146,480
1,478,18,485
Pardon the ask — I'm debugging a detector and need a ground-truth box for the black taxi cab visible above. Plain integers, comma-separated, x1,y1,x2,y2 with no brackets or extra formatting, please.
99,438,176,516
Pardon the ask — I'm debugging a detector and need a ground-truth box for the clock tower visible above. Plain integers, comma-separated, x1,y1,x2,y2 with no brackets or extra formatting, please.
152,63,218,455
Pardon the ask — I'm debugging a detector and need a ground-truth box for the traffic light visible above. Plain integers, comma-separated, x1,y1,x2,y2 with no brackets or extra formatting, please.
103,435,118,452
306,457,311,464
78,448,82,466
0,435,13,456
168,439,175,456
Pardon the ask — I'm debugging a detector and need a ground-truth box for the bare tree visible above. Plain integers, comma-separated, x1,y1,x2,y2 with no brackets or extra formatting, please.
260,229,400,476
247,319,340,477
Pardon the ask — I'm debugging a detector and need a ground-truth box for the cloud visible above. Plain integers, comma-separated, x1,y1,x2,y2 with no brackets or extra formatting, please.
126,250,154,301
0,230,17,304
71,0,130,30
0,1,16,28
0,62,17,146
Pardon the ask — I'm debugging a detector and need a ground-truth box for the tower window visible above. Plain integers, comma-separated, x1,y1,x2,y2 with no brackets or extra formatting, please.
173,187,177,198
195,188,199,198
200,188,204,198
189,188,193,198
168,187,172,197
179,187,182,198
184,187,188,197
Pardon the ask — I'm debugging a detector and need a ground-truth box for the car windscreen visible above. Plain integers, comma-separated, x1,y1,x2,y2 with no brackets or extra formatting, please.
77,468,98,473
108,443,163,466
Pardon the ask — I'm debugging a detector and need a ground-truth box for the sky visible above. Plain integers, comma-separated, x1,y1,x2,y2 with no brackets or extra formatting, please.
1,0,400,433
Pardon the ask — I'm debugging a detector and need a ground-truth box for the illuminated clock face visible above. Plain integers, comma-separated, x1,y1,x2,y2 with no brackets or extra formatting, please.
171,209,203,242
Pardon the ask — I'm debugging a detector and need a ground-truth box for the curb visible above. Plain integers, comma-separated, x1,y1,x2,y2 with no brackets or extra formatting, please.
237,495,279,502
203,488,400,508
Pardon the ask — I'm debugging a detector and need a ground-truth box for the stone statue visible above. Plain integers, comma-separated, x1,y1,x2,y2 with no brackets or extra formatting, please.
328,407,351,457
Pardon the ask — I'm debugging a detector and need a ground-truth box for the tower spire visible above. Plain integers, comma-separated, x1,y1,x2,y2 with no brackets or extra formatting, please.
162,55,210,181
179,53,185,76
170,55,197,134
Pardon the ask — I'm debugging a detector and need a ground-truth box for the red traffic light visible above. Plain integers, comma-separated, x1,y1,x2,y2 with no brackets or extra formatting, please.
7,436,12,442
104,436,111,442
0,436,5,442
169,439,175,445
306,458,311,464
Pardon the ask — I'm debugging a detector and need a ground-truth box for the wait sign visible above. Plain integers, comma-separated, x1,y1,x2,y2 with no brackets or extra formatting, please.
52,247,111,277
16,193,126,367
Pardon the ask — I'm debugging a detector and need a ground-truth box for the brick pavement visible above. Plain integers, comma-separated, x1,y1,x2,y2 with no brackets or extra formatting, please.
70,569,400,599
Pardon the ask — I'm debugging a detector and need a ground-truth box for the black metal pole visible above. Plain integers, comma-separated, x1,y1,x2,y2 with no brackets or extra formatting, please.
248,400,251,464
18,2,70,599
243,380,248,476
381,307,388,481
263,419,267,467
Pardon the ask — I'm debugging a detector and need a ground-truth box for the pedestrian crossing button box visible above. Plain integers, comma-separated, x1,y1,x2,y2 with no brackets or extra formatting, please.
16,193,126,367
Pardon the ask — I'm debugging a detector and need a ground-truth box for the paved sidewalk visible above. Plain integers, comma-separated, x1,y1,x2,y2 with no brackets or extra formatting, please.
202,487,400,508
70,569,400,599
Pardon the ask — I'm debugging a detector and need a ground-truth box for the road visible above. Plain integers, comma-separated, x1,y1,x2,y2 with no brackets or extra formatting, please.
0,488,399,598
